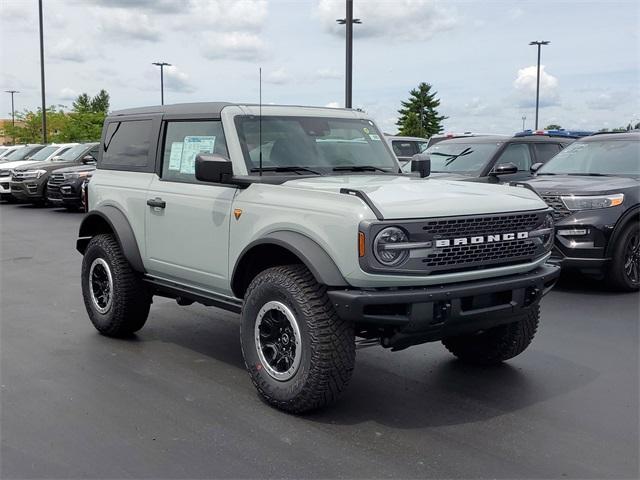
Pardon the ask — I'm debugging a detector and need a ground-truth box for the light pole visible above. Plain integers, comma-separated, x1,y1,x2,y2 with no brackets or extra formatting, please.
529,40,550,130
5,90,19,142
38,0,47,143
521,115,526,131
336,0,361,109
152,61,171,105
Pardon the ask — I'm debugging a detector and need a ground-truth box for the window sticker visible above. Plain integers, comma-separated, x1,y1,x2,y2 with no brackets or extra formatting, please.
363,127,370,134
369,134,381,141
180,136,216,174
168,142,183,171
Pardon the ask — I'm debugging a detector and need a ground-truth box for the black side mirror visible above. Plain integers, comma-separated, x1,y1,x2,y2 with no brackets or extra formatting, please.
411,153,431,178
492,162,518,176
530,162,544,173
195,154,233,183
82,155,96,164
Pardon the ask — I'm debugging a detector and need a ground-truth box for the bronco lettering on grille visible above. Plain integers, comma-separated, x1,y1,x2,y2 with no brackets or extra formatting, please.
435,231,529,247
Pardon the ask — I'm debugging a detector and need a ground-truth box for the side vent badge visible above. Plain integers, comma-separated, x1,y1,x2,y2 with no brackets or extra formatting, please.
234,209,243,220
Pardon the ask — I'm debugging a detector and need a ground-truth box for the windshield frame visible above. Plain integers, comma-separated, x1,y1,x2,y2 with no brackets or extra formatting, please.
537,138,640,177
233,115,400,176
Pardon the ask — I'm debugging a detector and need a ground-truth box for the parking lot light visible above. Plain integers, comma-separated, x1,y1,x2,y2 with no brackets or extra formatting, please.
152,61,171,105
4,90,19,143
336,0,362,109
529,40,550,130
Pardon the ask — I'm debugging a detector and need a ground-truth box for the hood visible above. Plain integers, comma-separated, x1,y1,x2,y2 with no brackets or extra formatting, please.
51,164,96,174
14,160,78,173
281,175,546,219
0,160,41,171
522,174,639,195
429,172,475,181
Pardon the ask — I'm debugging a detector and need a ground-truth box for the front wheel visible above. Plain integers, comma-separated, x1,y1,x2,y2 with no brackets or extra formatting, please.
606,222,640,292
442,305,540,365
240,265,355,413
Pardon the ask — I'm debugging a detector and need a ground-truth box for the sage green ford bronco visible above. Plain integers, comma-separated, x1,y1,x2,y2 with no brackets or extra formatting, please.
77,103,559,412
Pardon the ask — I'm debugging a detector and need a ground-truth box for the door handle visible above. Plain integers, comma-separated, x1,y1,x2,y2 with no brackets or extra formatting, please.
147,197,166,209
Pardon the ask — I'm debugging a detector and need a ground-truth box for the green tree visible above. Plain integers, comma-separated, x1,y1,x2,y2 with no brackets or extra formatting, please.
72,93,92,114
90,89,110,114
396,82,447,138
545,124,562,130
635,122,640,130
5,107,69,143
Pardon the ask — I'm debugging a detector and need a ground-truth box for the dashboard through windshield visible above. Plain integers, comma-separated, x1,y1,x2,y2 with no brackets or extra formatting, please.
234,116,399,175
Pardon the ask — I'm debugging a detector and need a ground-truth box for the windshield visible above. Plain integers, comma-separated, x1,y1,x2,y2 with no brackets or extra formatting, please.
235,116,399,174
56,144,88,161
538,139,640,176
29,146,59,161
5,146,38,161
425,142,501,174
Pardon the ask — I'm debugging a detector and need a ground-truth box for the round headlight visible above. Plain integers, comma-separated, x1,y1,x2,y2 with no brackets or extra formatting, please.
543,213,555,250
373,226,410,266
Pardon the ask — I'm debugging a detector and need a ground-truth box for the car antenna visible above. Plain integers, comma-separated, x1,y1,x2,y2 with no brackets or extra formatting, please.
259,67,263,177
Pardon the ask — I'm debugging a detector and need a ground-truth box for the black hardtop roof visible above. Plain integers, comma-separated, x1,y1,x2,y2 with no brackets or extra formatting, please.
111,102,236,116
582,131,640,142
432,135,509,144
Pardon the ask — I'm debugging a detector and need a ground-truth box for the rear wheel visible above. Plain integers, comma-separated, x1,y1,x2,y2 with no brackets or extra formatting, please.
240,265,355,413
442,305,539,365
606,222,640,292
81,234,151,336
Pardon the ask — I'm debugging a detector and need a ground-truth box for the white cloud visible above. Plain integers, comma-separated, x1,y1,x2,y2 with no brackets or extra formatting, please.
49,38,92,63
316,68,342,80
264,68,291,85
186,0,267,31
315,0,457,41
586,91,629,110
513,65,560,107
201,32,265,61
163,66,196,93
325,101,341,108
58,88,79,101
463,97,499,117
98,8,160,42
84,0,184,13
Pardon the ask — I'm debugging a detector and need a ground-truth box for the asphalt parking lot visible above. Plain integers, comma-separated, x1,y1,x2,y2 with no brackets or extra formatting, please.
1,202,638,479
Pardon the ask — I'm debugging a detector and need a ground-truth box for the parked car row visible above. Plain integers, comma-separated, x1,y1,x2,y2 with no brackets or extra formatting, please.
388,130,639,289
0,142,97,210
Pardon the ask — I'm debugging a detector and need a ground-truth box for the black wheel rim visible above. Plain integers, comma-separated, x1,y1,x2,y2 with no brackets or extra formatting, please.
254,301,301,381
624,231,640,285
89,258,113,314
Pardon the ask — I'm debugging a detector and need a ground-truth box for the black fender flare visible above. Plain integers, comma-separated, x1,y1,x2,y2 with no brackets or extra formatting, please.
76,205,145,273
606,205,640,257
231,231,348,296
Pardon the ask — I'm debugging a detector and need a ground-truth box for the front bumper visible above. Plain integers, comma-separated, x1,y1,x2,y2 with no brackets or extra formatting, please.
11,179,46,201
328,264,560,350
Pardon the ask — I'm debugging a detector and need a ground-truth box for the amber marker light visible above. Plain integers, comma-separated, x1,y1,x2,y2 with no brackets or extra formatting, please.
358,232,366,257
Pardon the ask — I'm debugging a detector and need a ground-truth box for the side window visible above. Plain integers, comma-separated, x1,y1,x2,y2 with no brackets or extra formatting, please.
496,143,532,171
392,141,418,157
161,120,228,183
533,143,562,163
88,146,99,160
56,148,70,157
101,120,153,170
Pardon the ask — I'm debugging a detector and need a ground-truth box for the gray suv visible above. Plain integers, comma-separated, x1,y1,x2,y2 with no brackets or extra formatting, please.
77,102,559,412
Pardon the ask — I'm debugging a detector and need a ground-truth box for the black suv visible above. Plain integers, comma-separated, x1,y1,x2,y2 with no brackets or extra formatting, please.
516,132,639,291
47,143,98,210
425,134,574,183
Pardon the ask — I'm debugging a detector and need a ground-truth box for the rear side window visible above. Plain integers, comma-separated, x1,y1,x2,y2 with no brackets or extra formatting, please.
533,143,562,163
392,141,418,157
101,120,154,170
160,120,228,183
496,143,532,171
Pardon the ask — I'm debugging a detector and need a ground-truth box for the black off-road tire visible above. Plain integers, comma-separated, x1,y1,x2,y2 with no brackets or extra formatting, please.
606,222,640,292
240,265,355,413
442,304,540,365
81,234,151,337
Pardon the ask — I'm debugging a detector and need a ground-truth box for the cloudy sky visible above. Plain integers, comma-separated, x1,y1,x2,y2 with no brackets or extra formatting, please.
1,0,638,134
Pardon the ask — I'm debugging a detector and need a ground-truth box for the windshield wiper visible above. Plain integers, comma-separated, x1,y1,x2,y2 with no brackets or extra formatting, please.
566,173,610,177
430,147,473,166
250,166,320,175
332,165,390,173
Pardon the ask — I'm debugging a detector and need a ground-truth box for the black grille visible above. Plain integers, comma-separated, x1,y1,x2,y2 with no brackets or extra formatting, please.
541,195,572,220
48,173,65,186
422,213,540,237
423,239,538,270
